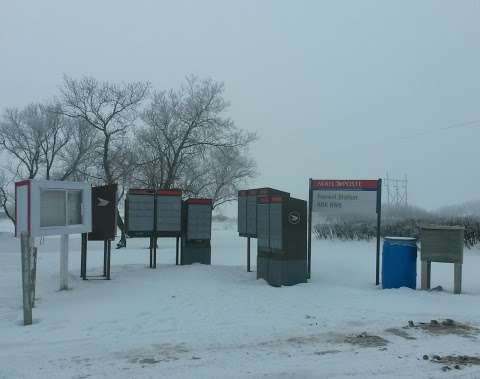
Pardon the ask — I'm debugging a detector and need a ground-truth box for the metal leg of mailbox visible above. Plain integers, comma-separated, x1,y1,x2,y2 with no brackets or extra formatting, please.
454,263,462,294
247,237,251,272
153,237,157,269
103,240,107,277
149,237,153,268
81,233,87,280
176,237,179,266
106,240,111,280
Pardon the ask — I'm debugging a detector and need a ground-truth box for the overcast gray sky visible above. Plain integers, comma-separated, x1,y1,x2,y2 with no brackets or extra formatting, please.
1,0,479,209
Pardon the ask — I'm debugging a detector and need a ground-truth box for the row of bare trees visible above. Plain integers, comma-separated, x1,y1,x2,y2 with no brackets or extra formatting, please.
0,75,256,246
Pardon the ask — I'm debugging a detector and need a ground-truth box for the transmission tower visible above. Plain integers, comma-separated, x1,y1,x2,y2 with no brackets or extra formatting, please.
384,173,408,208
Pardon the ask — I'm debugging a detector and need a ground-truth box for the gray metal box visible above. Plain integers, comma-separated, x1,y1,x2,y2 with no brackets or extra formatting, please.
420,225,464,264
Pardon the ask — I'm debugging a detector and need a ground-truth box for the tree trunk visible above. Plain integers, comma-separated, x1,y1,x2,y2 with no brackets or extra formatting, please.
115,207,127,249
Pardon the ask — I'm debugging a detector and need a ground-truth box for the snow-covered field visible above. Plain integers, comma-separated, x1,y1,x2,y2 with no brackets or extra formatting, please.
1,219,480,379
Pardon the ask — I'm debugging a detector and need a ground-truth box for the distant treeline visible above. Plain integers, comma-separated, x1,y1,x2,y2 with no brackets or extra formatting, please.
313,216,480,249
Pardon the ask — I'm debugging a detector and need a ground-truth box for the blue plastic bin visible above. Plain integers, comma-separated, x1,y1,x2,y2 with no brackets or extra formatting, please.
382,237,417,289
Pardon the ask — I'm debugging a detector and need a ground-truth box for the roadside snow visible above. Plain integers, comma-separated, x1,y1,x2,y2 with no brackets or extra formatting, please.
1,220,479,378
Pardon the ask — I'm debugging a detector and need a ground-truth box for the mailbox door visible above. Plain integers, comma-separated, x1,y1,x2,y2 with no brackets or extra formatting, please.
89,184,117,241
187,203,212,240
257,200,269,249
156,195,182,233
238,192,247,235
127,194,154,233
269,199,283,251
246,194,257,237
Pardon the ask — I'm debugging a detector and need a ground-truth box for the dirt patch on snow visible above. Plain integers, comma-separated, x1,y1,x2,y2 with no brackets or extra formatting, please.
407,319,479,338
424,354,480,372
343,332,389,348
384,327,416,340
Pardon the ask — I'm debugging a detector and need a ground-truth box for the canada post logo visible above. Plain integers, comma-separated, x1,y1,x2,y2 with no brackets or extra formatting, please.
288,211,301,225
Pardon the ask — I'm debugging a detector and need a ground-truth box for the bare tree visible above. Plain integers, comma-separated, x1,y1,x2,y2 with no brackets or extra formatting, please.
60,75,150,247
139,75,256,206
0,104,44,179
0,170,15,224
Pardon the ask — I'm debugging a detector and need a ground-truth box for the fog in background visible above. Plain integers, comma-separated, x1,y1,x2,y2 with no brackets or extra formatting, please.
1,0,479,211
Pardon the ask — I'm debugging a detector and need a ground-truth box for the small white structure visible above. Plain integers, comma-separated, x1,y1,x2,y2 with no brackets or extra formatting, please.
15,180,92,291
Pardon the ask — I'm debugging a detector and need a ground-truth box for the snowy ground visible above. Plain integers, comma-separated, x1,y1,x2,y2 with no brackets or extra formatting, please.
1,219,480,378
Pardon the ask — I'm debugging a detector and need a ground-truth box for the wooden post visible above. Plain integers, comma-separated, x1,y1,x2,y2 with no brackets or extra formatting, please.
60,234,69,290
454,263,462,294
421,260,431,290
20,233,33,325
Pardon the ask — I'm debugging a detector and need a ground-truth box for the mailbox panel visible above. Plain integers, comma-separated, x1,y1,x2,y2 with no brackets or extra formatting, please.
156,195,182,232
187,200,212,240
269,200,283,251
127,194,154,232
238,191,247,235
89,184,117,241
246,192,257,236
257,199,269,249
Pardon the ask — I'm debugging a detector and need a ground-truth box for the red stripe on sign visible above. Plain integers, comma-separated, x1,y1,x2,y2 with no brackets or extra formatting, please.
311,179,378,190
238,190,248,196
257,196,268,204
129,188,182,196
247,189,257,196
157,190,182,196
187,198,212,205
270,196,283,203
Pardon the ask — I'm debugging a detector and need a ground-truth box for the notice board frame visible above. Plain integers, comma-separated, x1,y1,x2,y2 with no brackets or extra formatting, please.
308,179,382,285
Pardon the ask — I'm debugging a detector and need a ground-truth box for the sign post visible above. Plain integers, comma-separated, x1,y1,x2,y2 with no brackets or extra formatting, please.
308,179,382,284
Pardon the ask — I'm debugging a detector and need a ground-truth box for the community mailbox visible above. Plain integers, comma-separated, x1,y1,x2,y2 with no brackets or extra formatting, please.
181,198,213,265
15,179,92,237
237,188,290,238
125,189,182,237
88,184,117,241
257,195,307,286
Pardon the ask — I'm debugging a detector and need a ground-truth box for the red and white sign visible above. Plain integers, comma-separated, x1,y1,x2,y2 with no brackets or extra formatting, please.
310,179,379,220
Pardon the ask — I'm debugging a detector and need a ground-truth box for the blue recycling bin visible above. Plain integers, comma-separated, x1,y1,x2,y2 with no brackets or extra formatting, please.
382,237,417,289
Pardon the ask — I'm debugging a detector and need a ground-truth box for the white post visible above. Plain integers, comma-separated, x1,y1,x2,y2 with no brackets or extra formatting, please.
60,234,69,290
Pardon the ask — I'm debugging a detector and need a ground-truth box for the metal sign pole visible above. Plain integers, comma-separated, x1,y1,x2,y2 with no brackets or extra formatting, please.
153,190,157,269
307,178,313,279
375,178,382,286
247,237,251,272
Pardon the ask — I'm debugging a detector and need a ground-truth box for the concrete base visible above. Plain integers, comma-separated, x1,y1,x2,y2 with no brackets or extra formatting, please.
257,254,269,280
267,258,308,287
181,245,211,265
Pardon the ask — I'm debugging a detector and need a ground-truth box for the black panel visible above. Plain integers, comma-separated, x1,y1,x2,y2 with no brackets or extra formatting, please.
88,184,117,241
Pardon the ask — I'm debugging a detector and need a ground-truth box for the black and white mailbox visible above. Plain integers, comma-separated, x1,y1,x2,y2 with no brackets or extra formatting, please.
81,184,118,280
237,187,290,272
257,195,307,287
125,188,182,268
181,198,213,265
